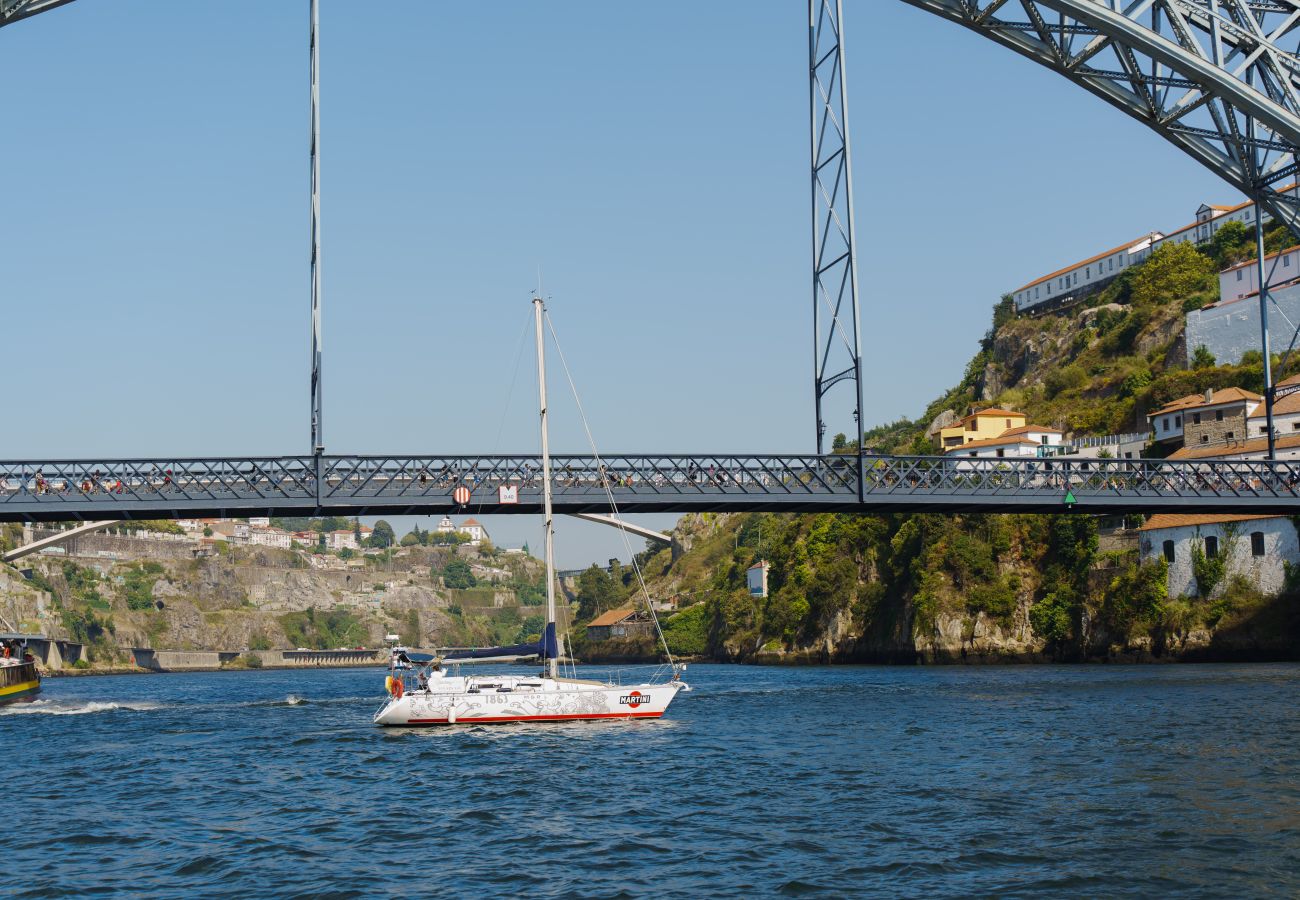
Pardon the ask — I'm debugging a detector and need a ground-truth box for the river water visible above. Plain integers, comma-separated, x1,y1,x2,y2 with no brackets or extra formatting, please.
6,663,1298,897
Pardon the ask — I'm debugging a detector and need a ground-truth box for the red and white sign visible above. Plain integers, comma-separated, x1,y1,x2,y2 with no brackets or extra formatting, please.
620,690,650,707
452,485,471,506
498,485,519,504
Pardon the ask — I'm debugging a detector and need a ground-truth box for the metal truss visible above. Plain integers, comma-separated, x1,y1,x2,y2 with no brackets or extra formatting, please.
810,0,866,454
900,0,1300,237
1,454,1298,521
0,0,73,28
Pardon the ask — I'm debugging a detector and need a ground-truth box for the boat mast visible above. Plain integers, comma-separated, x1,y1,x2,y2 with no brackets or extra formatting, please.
534,296,559,679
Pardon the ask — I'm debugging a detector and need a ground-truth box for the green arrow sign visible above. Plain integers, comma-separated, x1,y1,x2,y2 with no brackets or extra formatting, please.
1063,490,1076,506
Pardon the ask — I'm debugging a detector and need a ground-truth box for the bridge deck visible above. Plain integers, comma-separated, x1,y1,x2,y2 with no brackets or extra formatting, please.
0,454,1297,520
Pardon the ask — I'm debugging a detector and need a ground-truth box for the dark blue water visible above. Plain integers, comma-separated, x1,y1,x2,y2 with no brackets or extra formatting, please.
6,664,1299,897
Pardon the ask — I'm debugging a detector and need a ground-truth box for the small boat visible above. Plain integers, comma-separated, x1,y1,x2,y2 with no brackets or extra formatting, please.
0,638,41,705
374,298,689,727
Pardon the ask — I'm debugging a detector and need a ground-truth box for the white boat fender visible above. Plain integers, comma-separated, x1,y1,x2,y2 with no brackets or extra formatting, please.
448,706,456,725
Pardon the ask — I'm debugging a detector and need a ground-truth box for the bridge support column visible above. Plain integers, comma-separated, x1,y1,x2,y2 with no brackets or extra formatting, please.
808,0,865,455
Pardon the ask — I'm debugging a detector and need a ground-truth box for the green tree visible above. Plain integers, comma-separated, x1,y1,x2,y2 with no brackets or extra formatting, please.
1130,242,1216,307
443,558,476,589
1191,345,1217,369
370,520,396,549
400,531,421,547
1205,220,1254,269
576,564,619,621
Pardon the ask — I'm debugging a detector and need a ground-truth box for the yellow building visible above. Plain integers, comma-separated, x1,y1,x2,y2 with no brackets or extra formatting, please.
938,408,1028,450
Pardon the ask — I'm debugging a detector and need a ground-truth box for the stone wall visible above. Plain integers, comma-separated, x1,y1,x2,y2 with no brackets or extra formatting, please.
1183,408,1250,449
1185,281,1300,365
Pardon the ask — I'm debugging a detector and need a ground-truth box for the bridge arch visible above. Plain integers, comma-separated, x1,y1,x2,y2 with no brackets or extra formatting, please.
899,0,1300,236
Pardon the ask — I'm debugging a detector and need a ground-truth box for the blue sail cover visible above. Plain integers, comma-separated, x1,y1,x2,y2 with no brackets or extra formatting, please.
439,623,560,664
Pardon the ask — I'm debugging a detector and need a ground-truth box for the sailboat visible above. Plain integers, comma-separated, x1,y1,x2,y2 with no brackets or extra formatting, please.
373,297,689,726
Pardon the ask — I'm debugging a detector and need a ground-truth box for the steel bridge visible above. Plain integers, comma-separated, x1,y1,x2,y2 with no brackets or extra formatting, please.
2,455,1300,522
6,1,1300,520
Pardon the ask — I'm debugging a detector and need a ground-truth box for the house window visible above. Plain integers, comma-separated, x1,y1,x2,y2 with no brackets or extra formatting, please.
1193,413,1201,425
1086,266,1091,278
1175,415,1182,428
1201,435,1209,443
996,449,1005,458
1205,536,1219,559
1286,256,1291,268
1006,419,1011,429
1163,540,1175,563
1216,410,1223,421
1226,431,1235,440
1252,531,1266,556
968,452,976,458
1237,269,1244,281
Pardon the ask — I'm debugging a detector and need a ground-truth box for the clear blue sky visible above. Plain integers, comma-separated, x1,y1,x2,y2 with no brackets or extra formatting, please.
1,1,1239,566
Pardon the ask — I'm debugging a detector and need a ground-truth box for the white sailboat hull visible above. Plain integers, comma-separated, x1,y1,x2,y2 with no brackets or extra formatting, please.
374,676,686,727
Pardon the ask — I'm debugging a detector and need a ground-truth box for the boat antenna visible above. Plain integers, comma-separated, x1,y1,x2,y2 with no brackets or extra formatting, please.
533,294,559,680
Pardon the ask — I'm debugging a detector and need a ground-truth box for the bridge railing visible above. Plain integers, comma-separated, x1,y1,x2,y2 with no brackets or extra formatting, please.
1,453,1299,517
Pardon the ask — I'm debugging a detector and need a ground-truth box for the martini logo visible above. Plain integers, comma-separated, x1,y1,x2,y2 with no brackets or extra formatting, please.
620,691,650,707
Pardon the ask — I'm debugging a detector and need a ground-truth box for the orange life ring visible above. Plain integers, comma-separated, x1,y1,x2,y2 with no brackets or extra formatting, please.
390,678,404,699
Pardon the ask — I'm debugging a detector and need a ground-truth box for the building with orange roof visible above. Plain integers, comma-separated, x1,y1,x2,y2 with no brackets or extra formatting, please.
1138,512,1297,597
1167,431,1300,461
1148,388,1262,448
937,408,1029,450
1247,391,1300,440
585,608,654,641
942,423,1064,459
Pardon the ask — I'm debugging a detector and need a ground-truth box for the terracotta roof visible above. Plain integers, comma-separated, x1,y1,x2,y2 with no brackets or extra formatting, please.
1015,234,1159,292
966,408,1024,419
1220,243,1300,275
944,436,1040,453
1277,374,1300,389
1148,394,1203,417
1248,391,1300,418
1167,431,1300,459
587,608,636,627
1149,388,1261,419
1139,513,1280,531
461,518,482,526
998,424,1064,437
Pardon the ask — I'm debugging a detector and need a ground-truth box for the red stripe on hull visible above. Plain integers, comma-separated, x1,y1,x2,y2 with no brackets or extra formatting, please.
398,710,665,726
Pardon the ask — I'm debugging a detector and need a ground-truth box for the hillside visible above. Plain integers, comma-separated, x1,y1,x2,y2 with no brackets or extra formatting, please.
579,223,1300,664
2,527,548,666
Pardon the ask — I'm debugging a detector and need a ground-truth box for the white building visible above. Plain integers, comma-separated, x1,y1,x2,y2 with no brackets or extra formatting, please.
208,520,250,544
945,426,1065,459
1247,390,1300,439
1009,233,1161,314
327,530,359,551
747,560,770,598
1218,244,1300,304
1139,513,1299,597
1066,432,1149,460
459,518,487,545
1009,186,1300,316
437,516,456,534
248,527,292,549
248,516,271,528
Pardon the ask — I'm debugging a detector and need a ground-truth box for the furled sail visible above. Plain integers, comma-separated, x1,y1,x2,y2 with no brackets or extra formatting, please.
441,624,560,665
